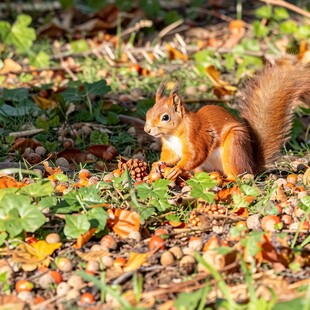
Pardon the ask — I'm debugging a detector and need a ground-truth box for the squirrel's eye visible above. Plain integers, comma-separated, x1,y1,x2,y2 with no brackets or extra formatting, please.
161,114,170,122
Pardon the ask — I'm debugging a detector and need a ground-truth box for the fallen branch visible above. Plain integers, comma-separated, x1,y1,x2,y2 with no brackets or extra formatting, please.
260,0,310,20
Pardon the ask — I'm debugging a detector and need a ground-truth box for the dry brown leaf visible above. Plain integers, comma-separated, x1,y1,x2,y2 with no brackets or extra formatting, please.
11,138,41,152
205,65,237,98
57,148,91,163
0,295,25,310
32,94,58,110
222,20,246,49
303,167,310,186
76,249,110,262
199,235,236,273
0,58,22,74
87,145,118,161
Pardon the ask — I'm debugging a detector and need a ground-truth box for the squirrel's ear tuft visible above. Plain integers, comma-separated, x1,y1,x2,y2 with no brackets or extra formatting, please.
172,93,184,116
156,81,167,102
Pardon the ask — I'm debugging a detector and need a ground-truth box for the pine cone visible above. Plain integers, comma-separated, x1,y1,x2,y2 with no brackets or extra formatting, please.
117,158,149,182
189,204,227,227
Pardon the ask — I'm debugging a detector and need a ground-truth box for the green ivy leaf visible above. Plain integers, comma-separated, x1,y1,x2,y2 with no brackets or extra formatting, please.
186,172,216,203
139,207,155,222
240,184,259,197
274,7,289,20
5,208,22,237
299,196,310,210
255,5,272,19
87,208,108,231
70,39,89,53
20,180,54,197
19,202,46,232
252,21,269,38
280,20,297,34
90,130,109,144
83,80,111,96
64,214,90,239
136,179,170,200
29,51,50,68
232,194,249,209
0,14,36,53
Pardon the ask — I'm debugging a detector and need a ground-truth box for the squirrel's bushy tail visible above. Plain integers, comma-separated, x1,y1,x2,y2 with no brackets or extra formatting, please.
239,60,310,172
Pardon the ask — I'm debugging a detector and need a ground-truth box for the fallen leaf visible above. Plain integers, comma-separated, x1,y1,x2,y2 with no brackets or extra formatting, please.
222,20,246,48
32,94,58,110
73,227,97,249
166,43,188,61
0,175,26,189
87,145,118,161
57,148,91,163
124,252,150,272
107,209,140,239
205,65,237,98
0,58,22,74
11,138,41,152
12,241,62,268
44,161,63,176
76,249,110,262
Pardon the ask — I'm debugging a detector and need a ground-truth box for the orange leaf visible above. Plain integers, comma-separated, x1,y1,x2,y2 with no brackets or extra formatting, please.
73,228,97,249
166,43,188,61
0,58,22,74
124,252,150,272
0,176,26,189
107,209,140,239
43,161,63,176
205,65,237,98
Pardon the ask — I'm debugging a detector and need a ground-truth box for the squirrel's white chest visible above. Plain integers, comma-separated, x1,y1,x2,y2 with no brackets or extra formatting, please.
165,135,183,157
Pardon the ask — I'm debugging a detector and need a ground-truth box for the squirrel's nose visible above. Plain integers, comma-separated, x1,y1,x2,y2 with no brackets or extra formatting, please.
144,124,151,134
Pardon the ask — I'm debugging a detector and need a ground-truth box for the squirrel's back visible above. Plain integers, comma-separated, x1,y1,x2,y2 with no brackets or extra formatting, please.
239,60,310,172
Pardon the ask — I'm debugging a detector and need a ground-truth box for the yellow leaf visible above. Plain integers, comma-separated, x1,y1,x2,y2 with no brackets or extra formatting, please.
123,252,150,272
32,95,58,110
12,241,62,265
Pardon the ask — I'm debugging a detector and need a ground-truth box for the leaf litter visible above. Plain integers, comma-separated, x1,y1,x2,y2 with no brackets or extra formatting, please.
0,1,310,309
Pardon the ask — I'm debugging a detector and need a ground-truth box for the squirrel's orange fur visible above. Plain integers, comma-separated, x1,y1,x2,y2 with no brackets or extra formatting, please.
144,60,310,180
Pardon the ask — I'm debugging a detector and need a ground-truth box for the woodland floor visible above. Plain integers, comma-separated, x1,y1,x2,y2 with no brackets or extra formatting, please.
0,1,310,309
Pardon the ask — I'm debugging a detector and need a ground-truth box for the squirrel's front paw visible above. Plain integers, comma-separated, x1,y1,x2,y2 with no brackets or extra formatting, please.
164,166,182,180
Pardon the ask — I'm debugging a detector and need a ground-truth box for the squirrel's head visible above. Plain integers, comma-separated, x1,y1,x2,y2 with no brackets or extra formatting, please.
144,81,185,138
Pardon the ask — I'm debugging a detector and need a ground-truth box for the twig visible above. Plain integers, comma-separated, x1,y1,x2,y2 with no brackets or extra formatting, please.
9,128,44,137
260,0,310,19
157,19,185,39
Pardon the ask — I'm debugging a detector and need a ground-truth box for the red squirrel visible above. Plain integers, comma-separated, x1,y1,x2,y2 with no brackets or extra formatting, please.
144,60,310,180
